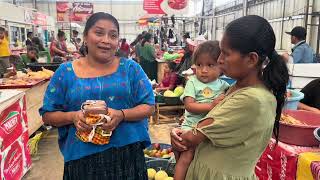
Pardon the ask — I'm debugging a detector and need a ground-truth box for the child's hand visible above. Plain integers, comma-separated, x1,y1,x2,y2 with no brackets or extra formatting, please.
211,94,225,108
171,128,188,152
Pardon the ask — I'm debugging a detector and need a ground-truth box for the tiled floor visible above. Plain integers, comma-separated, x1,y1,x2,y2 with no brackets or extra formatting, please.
23,122,177,180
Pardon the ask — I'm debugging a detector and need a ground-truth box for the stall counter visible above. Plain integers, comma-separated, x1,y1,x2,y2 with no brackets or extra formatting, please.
256,138,320,180
1,81,49,136
0,90,32,179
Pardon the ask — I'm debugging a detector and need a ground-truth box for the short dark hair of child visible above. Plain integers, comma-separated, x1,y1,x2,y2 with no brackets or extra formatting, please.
192,40,221,64
167,61,177,71
27,46,38,53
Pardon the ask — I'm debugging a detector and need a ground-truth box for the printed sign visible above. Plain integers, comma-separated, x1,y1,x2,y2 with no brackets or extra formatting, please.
0,100,23,151
144,0,189,15
56,1,93,22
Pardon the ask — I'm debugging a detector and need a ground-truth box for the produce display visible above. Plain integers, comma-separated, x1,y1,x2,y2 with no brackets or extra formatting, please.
144,143,173,159
147,168,173,180
280,114,306,125
163,86,184,97
0,68,54,88
163,52,183,61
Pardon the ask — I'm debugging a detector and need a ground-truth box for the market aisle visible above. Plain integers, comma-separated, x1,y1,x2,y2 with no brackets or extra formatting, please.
23,123,176,180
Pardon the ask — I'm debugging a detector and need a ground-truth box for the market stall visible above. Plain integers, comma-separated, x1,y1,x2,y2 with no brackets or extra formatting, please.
1,80,49,136
0,67,54,136
256,139,320,180
0,90,32,179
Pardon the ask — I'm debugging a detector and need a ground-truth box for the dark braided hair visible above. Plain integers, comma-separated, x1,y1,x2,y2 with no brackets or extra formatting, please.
225,15,289,142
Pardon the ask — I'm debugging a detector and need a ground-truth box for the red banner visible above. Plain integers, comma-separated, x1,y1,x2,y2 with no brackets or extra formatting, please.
143,0,188,15
56,1,93,22
143,0,165,14
34,12,47,26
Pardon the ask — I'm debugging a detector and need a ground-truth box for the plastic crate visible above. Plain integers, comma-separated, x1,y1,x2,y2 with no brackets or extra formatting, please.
144,143,172,161
163,96,183,105
219,76,236,85
27,62,61,72
155,94,165,103
284,89,304,110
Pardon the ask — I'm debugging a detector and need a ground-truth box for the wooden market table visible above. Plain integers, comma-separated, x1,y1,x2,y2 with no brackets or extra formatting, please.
0,80,49,136
151,103,184,125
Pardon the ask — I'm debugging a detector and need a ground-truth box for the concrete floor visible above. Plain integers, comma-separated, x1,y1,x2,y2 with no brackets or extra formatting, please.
23,123,176,180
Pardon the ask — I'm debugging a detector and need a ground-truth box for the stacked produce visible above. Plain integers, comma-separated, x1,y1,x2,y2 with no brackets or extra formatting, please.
147,168,173,180
0,68,54,86
163,86,184,97
144,143,173,159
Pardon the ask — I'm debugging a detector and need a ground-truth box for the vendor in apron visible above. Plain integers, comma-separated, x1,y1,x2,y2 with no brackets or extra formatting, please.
50,30,69,62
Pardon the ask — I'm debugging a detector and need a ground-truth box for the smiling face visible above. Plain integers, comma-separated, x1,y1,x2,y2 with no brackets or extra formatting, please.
84,19,119,63
195,53,221,83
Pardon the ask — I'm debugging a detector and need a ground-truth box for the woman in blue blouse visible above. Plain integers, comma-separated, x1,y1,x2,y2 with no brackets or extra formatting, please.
39,12,155,180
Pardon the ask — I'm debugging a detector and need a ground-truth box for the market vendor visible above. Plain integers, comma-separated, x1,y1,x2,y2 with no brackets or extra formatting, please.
16,46,38,70
140,33,157,81
155,61,178,92
50,30,69,60
171,15,289,180
0,26,11,77
298,78,320,113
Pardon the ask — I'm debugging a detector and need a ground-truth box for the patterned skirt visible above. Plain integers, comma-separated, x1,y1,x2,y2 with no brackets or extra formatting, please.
63,142,148,180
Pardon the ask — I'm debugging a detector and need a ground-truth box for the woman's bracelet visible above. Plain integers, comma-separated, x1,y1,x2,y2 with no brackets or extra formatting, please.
120,109,126,120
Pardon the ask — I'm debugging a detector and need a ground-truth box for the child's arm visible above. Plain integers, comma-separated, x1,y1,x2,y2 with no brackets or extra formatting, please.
180,118,214,148
184,94,224,114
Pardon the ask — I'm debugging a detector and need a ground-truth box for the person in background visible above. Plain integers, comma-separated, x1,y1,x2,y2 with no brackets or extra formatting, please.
176,38,195,75
71,30,80,50
50,30,69,59
76,38,82,45
17,46,38,70
119,38,130,58
298,78,320,113
282,26,316,63
140,33,158,81
174,41,229,180
181,32,190,47
155,61,178,92
130,34,143,62
39,12,154,179
171,15,289,180
26,31,33,47
13,37,22,48
0,27,11,77
32,37,46,51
